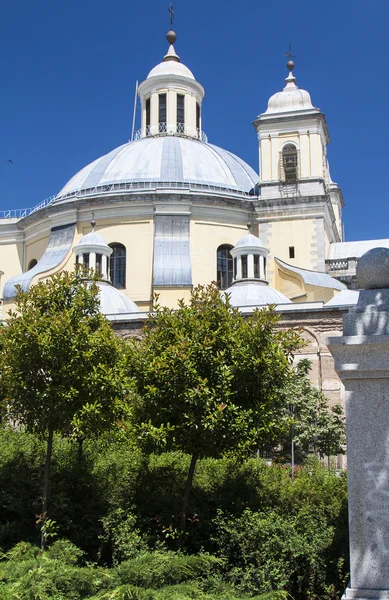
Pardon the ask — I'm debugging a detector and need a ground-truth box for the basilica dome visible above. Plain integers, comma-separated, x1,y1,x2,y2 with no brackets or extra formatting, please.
56,136,258,201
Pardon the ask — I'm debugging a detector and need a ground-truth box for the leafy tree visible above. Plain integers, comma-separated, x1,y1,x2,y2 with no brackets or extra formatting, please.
128,284,303,544
0,270,129,547
274,359,346,464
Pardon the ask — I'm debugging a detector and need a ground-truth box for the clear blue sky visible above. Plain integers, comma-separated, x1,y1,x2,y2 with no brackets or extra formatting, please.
0,0,387,241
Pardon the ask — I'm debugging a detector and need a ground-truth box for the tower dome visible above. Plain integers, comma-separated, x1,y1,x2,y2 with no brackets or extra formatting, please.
265,62,317,115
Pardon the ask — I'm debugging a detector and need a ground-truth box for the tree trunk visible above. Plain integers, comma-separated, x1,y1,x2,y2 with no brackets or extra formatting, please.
177,452,198,548
41,427,54,549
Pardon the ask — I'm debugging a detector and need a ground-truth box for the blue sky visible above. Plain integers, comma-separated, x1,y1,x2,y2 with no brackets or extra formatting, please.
0,0,387,241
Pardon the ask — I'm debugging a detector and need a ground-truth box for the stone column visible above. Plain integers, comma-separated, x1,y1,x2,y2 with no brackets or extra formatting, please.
236,256,242,280
327,248,389,600
247,253,254,278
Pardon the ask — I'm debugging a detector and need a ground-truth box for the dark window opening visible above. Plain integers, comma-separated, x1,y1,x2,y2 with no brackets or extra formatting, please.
289,246,295,259
241,255,248,279
254,255,260,279
159,94,167,131
196,102,200,133
282,144,298,181
83,254,90,270
27,259,37,270
109,243,126,289
217,245,234,290
177,94,185,132
145,98,151,135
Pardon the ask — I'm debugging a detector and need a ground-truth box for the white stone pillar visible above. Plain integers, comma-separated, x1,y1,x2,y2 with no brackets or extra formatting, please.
327,248,389,600
89,252,96,272
236,256,242,280
78,253,84,265
247,254,254,278
260,255,264,279
102,255,108,280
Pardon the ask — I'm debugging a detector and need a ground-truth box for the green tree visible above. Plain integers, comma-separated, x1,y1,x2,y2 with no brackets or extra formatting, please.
128,284,303,544
274,359,346,465
0,270,129,547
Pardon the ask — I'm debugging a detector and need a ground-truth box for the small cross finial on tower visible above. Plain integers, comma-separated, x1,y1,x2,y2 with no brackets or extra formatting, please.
284,44,296,72
166,4,177,45
169,3,174,28
91,212,96,231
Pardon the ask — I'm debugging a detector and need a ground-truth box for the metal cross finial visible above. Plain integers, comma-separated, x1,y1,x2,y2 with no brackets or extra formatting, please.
169,3,174,28
91,211,96,231
284,43,296,59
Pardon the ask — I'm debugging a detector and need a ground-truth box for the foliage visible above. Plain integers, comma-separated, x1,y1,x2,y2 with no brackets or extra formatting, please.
0,270,130,545
0,542,289,600
273,359,346,463
128,284,302,540
129,284,302,459
0,270,129,440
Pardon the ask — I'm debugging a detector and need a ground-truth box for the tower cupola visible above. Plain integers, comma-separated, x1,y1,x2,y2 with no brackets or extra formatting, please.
230,226,269,282
137,28,205,140
73,215,112,281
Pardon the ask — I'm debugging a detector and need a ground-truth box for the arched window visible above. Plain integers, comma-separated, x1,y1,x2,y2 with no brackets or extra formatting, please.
281,143,298,181
109,243,126,289
217,245,234,290
27,259,37,270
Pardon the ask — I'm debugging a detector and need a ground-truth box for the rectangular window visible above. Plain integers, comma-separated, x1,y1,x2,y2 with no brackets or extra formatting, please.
96,253,102,276
241,255,248,279
196,102,200,132
289,246,295,259
145,97,151,134
159,94,167,131
254,255,260,279
177,94,185,132
83,253,90,271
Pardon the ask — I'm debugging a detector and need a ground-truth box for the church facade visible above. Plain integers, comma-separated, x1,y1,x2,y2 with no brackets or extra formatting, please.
0,27,385,426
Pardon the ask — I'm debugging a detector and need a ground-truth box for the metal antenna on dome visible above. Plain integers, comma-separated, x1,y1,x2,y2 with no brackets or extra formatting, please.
91,212,96,231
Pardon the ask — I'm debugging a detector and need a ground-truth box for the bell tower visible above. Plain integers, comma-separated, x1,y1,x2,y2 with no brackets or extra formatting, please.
253,61,343,279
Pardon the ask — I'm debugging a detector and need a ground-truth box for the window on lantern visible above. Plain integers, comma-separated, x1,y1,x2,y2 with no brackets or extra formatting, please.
241,255,248,279
254,255,260,279
196,102,200,134
109,243,126,289
282,144,298,181
177,94,185,132
217,245,234,290
145,97,151,135
289,246,295,259
158,94,167,132
83,254,90,270
27,259,37,270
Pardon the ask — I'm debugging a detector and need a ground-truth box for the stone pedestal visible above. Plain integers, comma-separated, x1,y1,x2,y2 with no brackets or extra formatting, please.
328,283,389,600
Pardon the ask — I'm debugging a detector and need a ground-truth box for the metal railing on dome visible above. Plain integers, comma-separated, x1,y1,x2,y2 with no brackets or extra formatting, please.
133,123,208,143
0,194,58,220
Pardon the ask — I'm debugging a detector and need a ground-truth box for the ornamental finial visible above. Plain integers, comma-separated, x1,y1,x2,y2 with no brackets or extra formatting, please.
90,212,96,231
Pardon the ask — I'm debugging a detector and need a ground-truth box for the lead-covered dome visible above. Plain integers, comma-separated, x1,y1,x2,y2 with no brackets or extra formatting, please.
265,70,316,115
56,137,258,200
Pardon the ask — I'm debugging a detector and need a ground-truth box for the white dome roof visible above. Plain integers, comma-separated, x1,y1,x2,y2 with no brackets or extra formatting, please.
265,72,315,115
235,233,265,249
56,137,258,200
225,280,292,308
77,231,109,249
96,281,139,315
147,44,195,80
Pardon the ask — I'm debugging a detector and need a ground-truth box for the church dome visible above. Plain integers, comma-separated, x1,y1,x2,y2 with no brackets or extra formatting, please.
235,233,265,249
96,281,139,315
265,69,316,115
56,137,258,200
225,280,292,308
77,231,109,249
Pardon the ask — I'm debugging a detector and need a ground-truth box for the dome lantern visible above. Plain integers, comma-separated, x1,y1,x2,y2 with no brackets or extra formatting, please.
72,215,113,281
137,20,205,141
224,228,292,308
